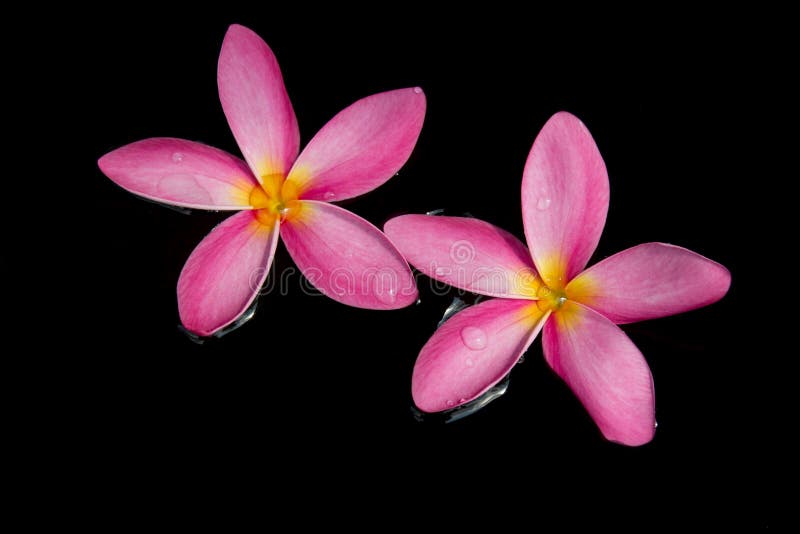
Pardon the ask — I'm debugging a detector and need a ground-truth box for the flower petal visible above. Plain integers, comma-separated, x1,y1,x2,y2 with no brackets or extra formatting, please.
280,201,416,309
286,88,426,201
178,210,280,336
542,301,655,446
413,299,547,413
384,214,541,299
218,24,299,179
521,112,609,287
98,138,258,210
568,243,731,324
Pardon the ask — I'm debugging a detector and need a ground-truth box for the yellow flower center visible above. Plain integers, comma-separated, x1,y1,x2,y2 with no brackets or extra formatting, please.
248,173,302,226
536,285,569,312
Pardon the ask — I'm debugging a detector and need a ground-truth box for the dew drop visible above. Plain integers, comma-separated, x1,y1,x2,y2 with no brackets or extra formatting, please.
654,421,659,429
537,197,551,210
323,191,336,201
413,87,423,94
415,297,422,306
458,398,467,403
517,354,526,365
465,357,474,367
460,326,487,350
434,267,447,276
171,152,185,163
446,400,455,407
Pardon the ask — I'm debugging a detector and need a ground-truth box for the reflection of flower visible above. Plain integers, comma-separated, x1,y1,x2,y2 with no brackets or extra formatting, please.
99,25,425,336
386,112,730,446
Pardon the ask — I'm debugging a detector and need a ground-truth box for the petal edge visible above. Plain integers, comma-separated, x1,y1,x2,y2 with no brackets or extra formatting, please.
98,138,257,210
178,210,280,336
280,201,417,309
385,214,541,299
218,24,300,179
542,301,655,446
567,243,731,324
521,112,609,286
413,298,548,413
286,88,426,201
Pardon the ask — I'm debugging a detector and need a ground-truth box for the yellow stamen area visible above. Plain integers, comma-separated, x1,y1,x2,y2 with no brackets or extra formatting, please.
550,300,581,331
532,270,585,325
286,165,312,191
515,300,550,328
248,172,306,229
565,272,598,307
281,179,300,204
535,285,568,312
248,185,271,209
511,268,544,299
260,173,285,200
252,210,279,233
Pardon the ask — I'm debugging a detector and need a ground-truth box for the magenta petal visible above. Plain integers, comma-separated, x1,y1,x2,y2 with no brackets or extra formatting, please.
218,24,300,179
280,201,417,309
98,138,257,210
384,214,540,299
568,243,731,324
413,298,547,413
521,112,609,285
286,88,426,201
178,211,279,336
543,301,656,446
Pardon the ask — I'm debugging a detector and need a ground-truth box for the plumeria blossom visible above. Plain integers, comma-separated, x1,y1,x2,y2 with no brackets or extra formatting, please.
99,25,425,336
385,112,730,445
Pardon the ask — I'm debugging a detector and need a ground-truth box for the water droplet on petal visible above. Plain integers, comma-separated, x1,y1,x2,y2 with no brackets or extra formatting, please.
537,197,551,210
323,191,336,201
654,421,659,428
171,152,185,163
465,357,474,367
460,326,487,350
434,267,446,276
415,297,422,306
446,400,455,407
413,87,423,94
458,398,467,403
517,354,526,365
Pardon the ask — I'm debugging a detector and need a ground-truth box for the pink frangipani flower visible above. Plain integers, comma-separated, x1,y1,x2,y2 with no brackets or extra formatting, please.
99,25,425,336
385,112,730,445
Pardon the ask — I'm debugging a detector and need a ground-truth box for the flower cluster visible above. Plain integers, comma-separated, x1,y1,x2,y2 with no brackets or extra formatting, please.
99,25,729,445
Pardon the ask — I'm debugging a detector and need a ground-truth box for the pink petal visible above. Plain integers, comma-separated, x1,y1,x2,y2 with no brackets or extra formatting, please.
218,24,299,180
286,88,426,202
568,243,731,324
413,298,547,413
178,210,280,336
384,214,541,299
98,138,258,210
542,301,655,446
279,201,417,309
521,112,609,287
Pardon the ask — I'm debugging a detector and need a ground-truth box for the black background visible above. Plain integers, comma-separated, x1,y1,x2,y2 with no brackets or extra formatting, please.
29,5,778,527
